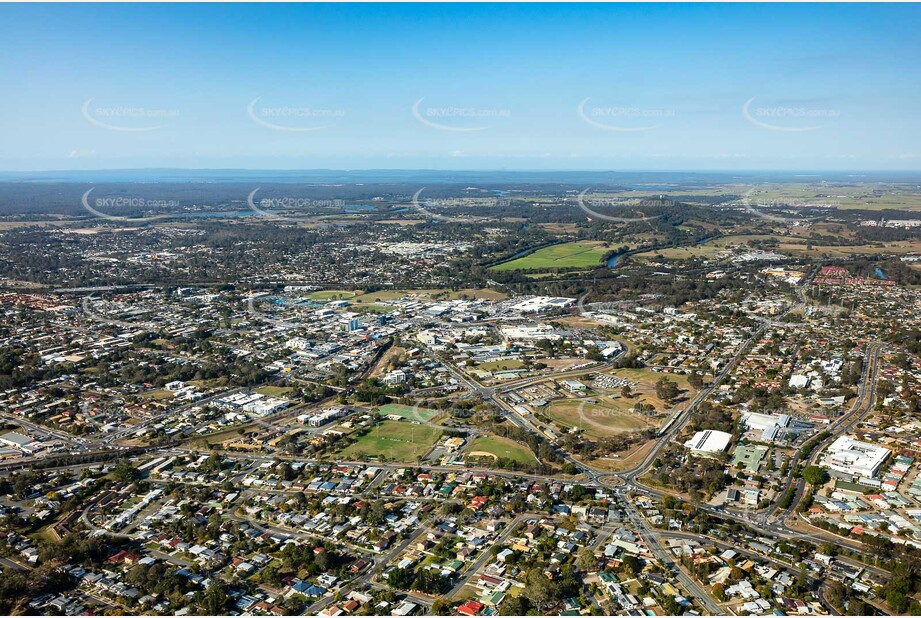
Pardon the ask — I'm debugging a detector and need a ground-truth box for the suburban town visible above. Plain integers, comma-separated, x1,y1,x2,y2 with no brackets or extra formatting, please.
2,2,921,616
0,172,920,617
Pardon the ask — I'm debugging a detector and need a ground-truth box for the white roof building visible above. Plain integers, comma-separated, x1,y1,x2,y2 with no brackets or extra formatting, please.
510,296,575,313
821,435,891,479
789,374,811,389
499,324,561,341
684,430,732,454
0,431,33,449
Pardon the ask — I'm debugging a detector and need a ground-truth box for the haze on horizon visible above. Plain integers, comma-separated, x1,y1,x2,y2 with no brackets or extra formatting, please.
1,3,919,172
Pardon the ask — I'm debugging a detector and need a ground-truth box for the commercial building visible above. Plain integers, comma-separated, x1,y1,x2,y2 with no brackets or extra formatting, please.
821,435,891,479
510,296,575,314
0,431,32,449
683,430,732,454
742,412,791,443
499,324,561,341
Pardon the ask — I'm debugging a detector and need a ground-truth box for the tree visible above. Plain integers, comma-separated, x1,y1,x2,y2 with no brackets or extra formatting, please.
655,377,680,402
846,599,866,615
824,581,846,611
386,567,413,590
500,595,530,616
621,385,632,398
112,461,139,483
688,371,704,390
662,596,681,615
803,465,828,486
877,379,895,400
202,581,229,615
525,568,560,611
577,548,596,572
886,589,908,614
430,599,453,615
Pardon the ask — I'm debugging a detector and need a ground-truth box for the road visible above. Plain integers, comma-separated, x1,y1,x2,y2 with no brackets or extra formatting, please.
303,525,434,615
660,530,841,616
445,513,534,598
763,341,884,524
622,504,724,614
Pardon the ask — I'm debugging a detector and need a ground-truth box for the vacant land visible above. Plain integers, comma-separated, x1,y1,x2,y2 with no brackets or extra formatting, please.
464,435,536,465
546,399,656,438
141,389,174,401
350,290,407,304
338,420,442,462
370,345,406,378
489,241,609,271
253,386,295,397
477,358,526,371
377,403,441,422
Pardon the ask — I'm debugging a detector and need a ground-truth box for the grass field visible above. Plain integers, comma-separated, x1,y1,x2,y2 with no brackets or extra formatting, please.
747,184,921,212
635,234,789,261
546,399,655,438
307,290,357,301
377,403,441,422
338,420,442,462
477,359,526,371
636,233,921,262
350,288,508,304
351,290,407,304
464,435,536,465
253,386,295,397
141,389,174,401
489,241,609,271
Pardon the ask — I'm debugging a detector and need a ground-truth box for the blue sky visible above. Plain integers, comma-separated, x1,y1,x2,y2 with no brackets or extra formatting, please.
1,3,919,171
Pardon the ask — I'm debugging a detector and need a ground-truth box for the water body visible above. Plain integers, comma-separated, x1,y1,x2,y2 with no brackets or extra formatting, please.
343,204,375,212
875,268,887,280
606,252,626,268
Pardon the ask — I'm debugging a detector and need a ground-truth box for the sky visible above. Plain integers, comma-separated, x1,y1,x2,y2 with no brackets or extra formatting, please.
1,2,919,172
